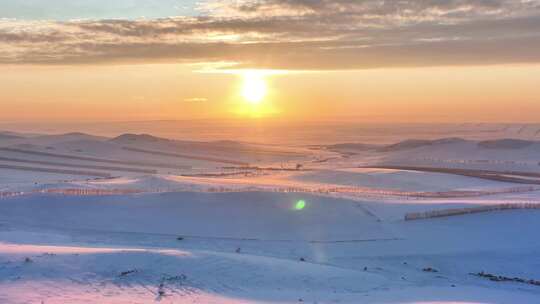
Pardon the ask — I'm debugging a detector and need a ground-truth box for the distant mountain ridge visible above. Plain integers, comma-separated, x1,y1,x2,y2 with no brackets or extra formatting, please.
478,139,537,149
379,138,468,152
329,138,540,152
110,133,171,143
0,133,23,140
326,143,379,151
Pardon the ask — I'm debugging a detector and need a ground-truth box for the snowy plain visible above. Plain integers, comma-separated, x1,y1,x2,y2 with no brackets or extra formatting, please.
0,127,540,303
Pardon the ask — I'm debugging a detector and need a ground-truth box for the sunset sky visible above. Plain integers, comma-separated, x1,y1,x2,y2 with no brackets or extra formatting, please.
1,0,539,123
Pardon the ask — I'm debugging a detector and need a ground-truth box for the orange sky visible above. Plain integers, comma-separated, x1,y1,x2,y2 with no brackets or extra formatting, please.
1,63,539,123
2,1,540,124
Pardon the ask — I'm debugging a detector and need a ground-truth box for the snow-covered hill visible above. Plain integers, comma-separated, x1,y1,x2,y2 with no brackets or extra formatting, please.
1,131,540,303
0,191,539,303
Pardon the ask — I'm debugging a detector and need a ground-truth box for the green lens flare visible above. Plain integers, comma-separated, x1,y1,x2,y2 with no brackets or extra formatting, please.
295,200,306,210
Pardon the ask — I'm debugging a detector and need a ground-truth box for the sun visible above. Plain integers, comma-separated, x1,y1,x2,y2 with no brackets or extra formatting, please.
241,72,267,104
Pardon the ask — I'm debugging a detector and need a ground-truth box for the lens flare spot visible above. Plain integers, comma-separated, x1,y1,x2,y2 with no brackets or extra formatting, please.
295,200,306,211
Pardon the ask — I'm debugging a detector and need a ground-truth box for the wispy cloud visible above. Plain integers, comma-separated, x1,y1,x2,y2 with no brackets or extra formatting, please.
1,0,539,69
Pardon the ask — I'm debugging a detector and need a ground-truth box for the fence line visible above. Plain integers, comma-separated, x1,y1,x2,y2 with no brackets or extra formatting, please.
1,184,540,201
0,188,142,198
405,203,540,221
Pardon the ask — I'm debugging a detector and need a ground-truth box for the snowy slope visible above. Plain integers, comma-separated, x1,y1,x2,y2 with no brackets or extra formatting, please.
1,132,540,303
0,191,539,303
292,168,517,192
0,192,392,242
377,139,540,172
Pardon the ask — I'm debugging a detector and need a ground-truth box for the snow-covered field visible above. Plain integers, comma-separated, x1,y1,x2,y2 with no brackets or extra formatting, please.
1,130,540,303
291,168,520,192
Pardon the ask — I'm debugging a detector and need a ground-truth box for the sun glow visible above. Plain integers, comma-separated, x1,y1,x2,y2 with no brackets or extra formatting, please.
228,69,285,118
241,72,267,104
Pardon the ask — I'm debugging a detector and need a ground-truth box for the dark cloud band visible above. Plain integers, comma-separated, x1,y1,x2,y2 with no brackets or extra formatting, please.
1,0,539,69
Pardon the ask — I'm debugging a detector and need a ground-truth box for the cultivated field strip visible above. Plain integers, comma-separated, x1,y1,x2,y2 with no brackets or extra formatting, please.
369,165,540,184
0,147,190,170
0,164,111,178
123,147,249,166
0,156,157,174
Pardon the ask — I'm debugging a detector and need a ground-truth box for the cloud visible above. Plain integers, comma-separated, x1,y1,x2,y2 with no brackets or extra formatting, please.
1,0,540,69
